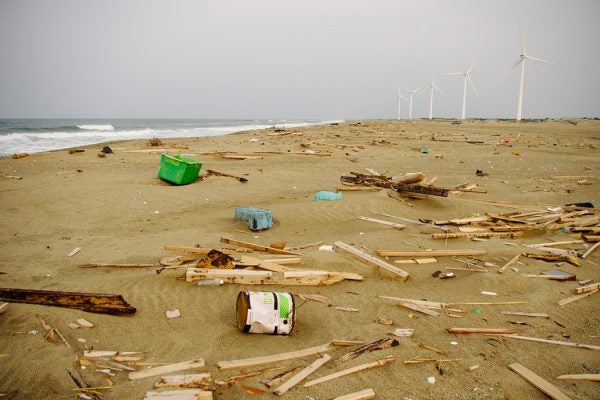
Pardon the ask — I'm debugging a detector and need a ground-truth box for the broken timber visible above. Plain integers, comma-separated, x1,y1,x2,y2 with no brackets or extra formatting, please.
128,359,205,380
334,241,409,282
303,356,396,388
376,249,487,257
508,363,572,400
185,268,347,286
432,232,523,239
273,354,331,395
331,389,376,400
0,288,135,315
340,173,449,197
220,237,301,256
332,338,399,367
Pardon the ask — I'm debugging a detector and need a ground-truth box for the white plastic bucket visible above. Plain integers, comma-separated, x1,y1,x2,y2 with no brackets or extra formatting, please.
236,291,295,335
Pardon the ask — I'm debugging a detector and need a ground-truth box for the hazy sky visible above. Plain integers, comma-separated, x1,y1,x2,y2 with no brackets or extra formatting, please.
1,0,598,120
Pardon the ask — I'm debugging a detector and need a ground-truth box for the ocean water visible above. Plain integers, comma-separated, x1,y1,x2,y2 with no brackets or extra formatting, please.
0,119,339,156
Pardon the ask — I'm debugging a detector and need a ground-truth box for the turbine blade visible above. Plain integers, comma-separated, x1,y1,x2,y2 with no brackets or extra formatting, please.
433,84,446,96
518,19,526,53
443,72,463,76
527,55,558,66
467,75,478,96
467,59,477,74
498,59,522,83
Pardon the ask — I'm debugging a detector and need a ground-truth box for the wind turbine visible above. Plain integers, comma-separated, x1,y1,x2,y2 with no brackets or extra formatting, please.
400,86,423,120
425,74,446,120
499,20,557,121
396,86,409,120
444,60,477,120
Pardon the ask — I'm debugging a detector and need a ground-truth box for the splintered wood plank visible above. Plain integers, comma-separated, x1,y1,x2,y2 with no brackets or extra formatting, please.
501,335,600,351
143,389,213,400
376,249,487,257
334,241,409,282
273,354,331,395
303,356,396,388
129,359,205,380
331,389,376,400
447,327,519,335
558,289,599,306
220,237,301,256
358,216,405,230
154,374,212,389
217,343,336,371
556,374,600,382
575,282,600,294
508,363,572,400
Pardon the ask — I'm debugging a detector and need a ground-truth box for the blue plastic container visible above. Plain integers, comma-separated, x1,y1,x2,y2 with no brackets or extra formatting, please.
314,191,342,201
234,207,273,231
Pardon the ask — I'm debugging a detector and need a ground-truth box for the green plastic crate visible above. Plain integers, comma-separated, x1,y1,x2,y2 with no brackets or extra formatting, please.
157,154,202,185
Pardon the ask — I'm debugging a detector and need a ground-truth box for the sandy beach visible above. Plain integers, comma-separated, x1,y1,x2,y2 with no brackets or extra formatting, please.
0,119,599,400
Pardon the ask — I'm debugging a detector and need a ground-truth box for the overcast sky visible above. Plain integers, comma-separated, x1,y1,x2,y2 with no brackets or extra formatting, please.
0,0,598,120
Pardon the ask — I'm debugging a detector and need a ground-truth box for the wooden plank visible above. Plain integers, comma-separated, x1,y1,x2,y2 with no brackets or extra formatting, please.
575,282,600,294
556,374,600,382
303,356,396,388
378,295,446,309
332,338,398,367
501,335,600,351
358,216,405,230
334,241,409,282
129,359,205,380
522,253,579,266
154,374,212,389
558,289,599,306
432,232,523,239
447,327,519,335
448,216,491,225
377,249,487,257
143,389,213,400
79,263,155,268
582,242,600,259
398,301,440,317
0,288,135,315
331,389,376,400
186,268,345,286
500,311,549,318
498,254,521,274
508,363,572,400
273,354,331,395
217,343,336,371
164,247,213,255
220,237,301,256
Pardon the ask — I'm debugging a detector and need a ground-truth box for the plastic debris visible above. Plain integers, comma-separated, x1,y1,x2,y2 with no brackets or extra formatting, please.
314,191,342,201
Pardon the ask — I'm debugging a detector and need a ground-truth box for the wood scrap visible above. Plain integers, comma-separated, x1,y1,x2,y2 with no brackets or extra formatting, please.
331,388,376,400
196,249,235,269
558,289,599,306
273,354,331,395
303,356,396,388
334,241,409,282
340,172,449,197
261,366,303,388
358,216,406,230
501,335,600,351
575,282,600,293
500,311,550,318
332,338,399,367
215,367,281,387
447,327,519,335
398,301,440,316
372,211,450,231
142,389,213,399
521,253,579,267
432,232,523,239
217,342,336,370
128,359,205,380
508,363,572,400
378,295,446,309
376,249,487,257
498,254,521,274
581,242,600,259
0,288,136,315
0,302,8,315
220,237,301,256
79,263,155,268
186,268,347,286
390,329,414,338
555,374,600,382
206,169,248,182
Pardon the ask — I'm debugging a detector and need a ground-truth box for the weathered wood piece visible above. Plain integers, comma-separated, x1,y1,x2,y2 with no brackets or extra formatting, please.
331,389,376,400
377,249,487,257
398,301,440,316
154,374,212,389
186,268,346,286
129,359,205,380
498,254,521,274
508,363,572,400
500,311,549,318
273,354,331,395
575,282,600,294
217,343,336,370
303,356,396,388
558,289,599,306
220,237,301,256
378,295,446,309
432,232,523,239
522,253,579,266
390,328,414,338
581,242,600,259
261,366,304,388
447,327,519,334
79,263,155,268
334,241,409,282
0,288,135,315
0,302,9,315
501,335,600,351
556,374,600,382
332,338,399,367
206,169,248,182
143,389,213,400
340,173,449,196
358,216,406,230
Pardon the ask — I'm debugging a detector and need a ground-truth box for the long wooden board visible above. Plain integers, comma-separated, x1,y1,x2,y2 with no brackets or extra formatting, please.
129,359,205,380
376,249,487,257
508,363,572,400
334,241,409,282
0,288,135,315
217,343,336,371
273,354,331,395
331,389,376,400
220,237,301,256
303,356,396,388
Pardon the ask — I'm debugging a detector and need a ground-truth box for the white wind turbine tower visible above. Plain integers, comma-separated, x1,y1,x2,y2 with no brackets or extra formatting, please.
400,86,423,120
425,74,446,120
396,86,409,120
444,60,477,120
499,20,557,121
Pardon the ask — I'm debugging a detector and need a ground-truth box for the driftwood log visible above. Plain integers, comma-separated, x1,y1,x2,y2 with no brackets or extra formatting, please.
0,288,136,315
340,173,449,197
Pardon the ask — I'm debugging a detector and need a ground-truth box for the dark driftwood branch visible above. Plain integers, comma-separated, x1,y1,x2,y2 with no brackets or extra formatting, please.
340,173,449,197
0,288,136,315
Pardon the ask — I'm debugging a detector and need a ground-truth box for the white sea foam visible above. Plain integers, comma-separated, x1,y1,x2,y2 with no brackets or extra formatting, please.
76,124,114,131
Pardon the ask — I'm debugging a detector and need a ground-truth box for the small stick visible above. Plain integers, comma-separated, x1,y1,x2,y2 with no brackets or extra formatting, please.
273,354,331,395
581,242,600,259
498,254,521,274
303,356,396,388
